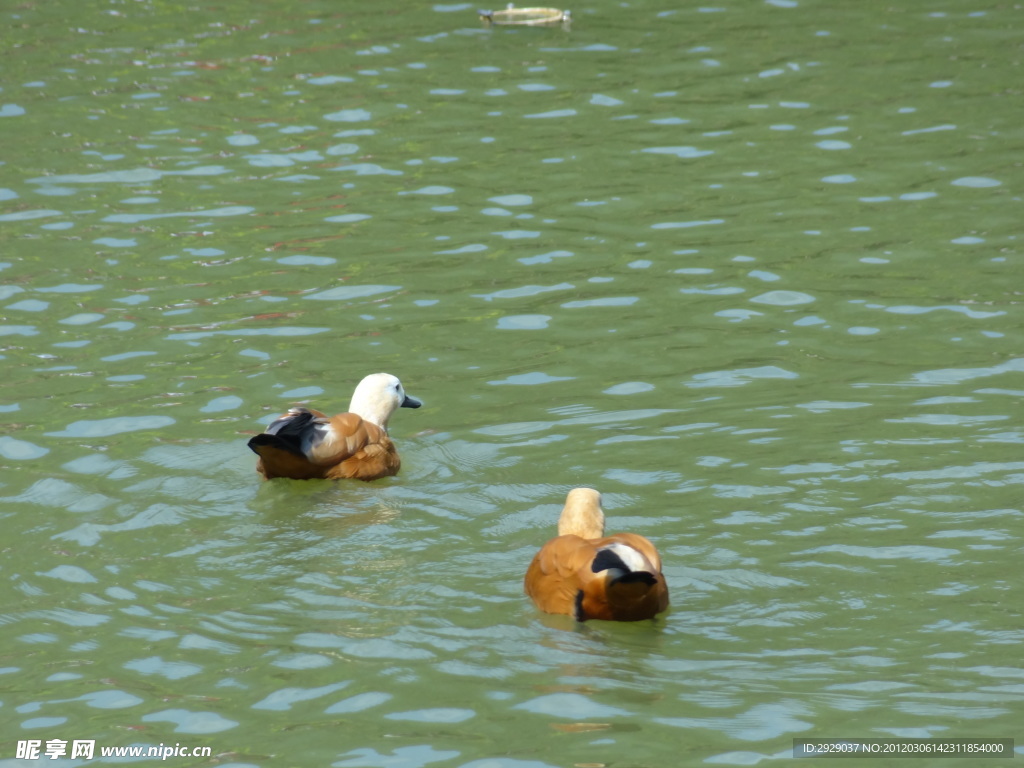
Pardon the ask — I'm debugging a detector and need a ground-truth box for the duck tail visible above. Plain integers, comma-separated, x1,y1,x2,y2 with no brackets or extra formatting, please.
591,546,657,585
577,543,666,621
247,408,318,457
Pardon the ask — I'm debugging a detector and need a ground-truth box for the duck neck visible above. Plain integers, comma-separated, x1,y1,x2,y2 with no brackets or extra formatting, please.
348,394,391,431
557,490,605,539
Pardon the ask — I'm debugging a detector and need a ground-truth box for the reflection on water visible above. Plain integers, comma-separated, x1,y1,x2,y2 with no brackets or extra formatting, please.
1,0,1022,765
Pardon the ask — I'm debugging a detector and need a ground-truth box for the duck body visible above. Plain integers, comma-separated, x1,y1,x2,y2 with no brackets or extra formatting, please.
248,373,421,481
249,407,401,480
524,488,669,622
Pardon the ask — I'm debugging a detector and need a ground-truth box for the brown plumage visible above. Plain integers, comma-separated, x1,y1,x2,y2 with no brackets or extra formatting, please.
524,488,669,622
248,373,421,481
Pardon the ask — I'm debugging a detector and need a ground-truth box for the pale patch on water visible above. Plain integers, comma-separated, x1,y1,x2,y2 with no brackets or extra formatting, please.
45,416,175,438
496,314,550,330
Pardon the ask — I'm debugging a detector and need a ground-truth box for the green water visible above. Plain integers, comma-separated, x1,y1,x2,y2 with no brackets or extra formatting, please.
1,0,1021,766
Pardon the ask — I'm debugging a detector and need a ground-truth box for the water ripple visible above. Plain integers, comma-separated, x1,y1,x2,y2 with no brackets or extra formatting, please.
103,205,253,223
0,436,49,459
45,416,175,438
29,166,228,185
798,544,959,562
252,682,350,711
140,708,238,733
305,285,400,301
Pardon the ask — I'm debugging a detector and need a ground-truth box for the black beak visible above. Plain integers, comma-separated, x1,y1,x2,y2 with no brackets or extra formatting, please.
401,394,422,409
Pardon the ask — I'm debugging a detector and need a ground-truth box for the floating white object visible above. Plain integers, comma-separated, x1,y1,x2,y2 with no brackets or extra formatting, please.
479,4,571,26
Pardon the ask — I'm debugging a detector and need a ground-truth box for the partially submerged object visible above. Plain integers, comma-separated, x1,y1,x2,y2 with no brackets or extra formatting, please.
524,488,670,622
248,373,421,481
479,4,570,26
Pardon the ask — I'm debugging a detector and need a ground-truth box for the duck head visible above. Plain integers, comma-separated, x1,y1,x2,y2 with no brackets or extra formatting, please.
348,373,421,430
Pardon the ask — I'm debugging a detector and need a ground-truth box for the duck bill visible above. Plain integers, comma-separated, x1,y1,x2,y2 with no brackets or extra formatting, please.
401,394,422,409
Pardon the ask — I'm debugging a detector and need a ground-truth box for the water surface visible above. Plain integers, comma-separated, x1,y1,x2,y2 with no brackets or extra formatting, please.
1,1,1021,766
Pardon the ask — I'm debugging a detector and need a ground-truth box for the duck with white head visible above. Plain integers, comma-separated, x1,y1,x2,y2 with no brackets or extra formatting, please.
248,372,421,481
